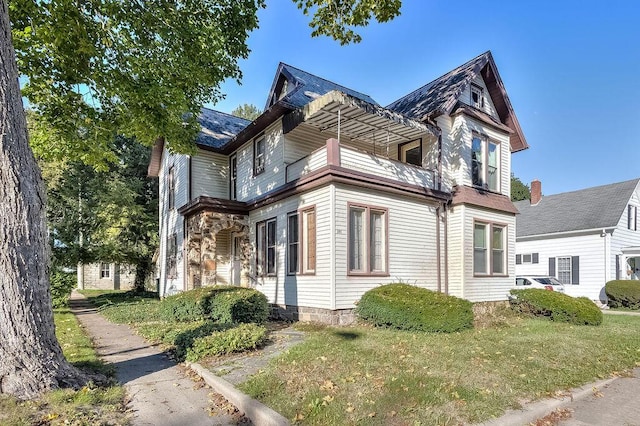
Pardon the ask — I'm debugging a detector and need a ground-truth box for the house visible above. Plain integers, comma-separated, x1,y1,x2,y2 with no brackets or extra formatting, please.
148,51,529,323
77,262,136,290
514,178,640,301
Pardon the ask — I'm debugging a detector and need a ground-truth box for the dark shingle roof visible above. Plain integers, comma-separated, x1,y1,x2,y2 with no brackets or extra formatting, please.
196,108,250,149
386,52,490,120
273,63,379,109
515,179,640,238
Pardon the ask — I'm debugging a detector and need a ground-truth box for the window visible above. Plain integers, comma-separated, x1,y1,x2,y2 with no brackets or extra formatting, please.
473,222,506,276
557,256,572,284
230,154,237,200
100,263,110,279
628,205,637,231
516,253,539,265
167,166,175,209
348,205,387,275
254,136,265,176
287,208,317,275
471,134,499,192
257,218,276,276
471,84,485,109
399,139,422,167
166,234,177,278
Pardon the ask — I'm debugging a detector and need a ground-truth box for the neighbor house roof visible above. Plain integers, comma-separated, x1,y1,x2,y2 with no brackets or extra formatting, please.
386,51,528,153
514,179,640,238
196,108,251,150
266,63,379,110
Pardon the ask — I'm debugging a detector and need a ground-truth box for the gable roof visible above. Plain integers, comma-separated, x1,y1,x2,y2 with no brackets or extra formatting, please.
196,107,251,149
386,51,528,153
266,63,378,110
514,178,640,238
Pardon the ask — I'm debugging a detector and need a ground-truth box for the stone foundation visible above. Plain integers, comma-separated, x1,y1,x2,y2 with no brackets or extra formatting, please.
472,300,510,317
271,304,356,326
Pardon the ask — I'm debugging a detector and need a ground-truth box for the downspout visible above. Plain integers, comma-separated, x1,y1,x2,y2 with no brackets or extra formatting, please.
443,203,449,294
436,126,443,191
436,204,442,293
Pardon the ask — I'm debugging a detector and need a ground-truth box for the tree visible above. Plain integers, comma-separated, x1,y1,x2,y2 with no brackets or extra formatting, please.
1,0,403,399
511,174,531,201
232,103,262,121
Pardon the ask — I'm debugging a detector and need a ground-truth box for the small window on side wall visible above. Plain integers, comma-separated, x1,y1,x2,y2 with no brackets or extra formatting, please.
254,136,265,176
100,263,110,279
471,84,484,109
167,166,175,210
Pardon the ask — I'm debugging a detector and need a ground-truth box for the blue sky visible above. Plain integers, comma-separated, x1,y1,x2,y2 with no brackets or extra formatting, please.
211,0,640,196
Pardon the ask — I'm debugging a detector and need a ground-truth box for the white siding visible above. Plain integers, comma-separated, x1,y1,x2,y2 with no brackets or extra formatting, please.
610,183,640,279
459,206,516,302
446,205,465,297
333,184,441,309
248,185,333,309
515,233,607,301
458,75,499,119
191,149,228,199
158,148,189,296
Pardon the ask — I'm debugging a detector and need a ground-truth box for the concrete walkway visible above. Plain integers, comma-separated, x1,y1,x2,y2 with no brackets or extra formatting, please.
69,292,240,426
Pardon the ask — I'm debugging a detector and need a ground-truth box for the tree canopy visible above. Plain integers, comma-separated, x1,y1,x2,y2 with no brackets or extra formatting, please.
231,103,262,121
511,174,531,201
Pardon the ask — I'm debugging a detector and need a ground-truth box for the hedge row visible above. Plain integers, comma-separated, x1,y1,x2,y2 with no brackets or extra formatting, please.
356,283,474,333
509,289,602,325
160,286,269,324
605,280,640,309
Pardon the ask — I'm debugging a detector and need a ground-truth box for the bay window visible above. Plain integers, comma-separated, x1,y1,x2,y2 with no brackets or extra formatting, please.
473,221,506,276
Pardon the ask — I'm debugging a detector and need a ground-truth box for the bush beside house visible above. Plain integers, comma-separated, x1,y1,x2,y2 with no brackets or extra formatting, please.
356,283,474,332
605,280,640,309
509,289,603,325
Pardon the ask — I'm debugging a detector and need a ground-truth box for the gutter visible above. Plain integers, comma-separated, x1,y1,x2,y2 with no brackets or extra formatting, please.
517,227,616,241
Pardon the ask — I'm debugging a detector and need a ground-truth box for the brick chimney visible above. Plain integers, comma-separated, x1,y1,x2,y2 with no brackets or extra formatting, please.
531,179,542,205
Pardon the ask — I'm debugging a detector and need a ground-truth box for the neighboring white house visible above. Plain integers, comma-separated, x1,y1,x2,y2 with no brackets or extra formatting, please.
77,262,136,290
515,178,640,302
148,51,529,323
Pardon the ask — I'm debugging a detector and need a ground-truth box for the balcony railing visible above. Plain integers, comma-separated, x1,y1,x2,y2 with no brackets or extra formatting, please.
285,138,437,190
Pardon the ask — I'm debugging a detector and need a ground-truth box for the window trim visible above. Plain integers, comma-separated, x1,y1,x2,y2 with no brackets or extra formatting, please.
471,132,500,192
256,217,277,277
100,263,110,279
167,165,175,210
628,205,637,231
397,138,422,167
230,154,237,200
287,206,317,276
166,233,178,279
473,220,508,277
557,256,572,285
470,83,485,109
253,135,266,176
347,203,389,277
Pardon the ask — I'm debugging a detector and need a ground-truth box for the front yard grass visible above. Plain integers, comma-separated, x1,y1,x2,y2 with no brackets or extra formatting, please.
0,308,128,425
239,315,640,425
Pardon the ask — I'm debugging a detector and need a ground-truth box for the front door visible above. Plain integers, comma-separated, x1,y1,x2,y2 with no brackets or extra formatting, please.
230,234,242,286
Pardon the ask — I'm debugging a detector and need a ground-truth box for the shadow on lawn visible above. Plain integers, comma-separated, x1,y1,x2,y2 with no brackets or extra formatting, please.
332,331,361,340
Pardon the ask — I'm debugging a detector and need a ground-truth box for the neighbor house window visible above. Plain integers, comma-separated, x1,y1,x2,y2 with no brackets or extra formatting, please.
166,234,177,278
516,253,539,264
471,134,499,192
557,256,572,284
473,221,506,276
348,205,387,275
628,205,637,231
254,136,265,176
100,263,110,279
287,208,317,275
471,83,485,109
167,166,175,209
257,218,276,276
230,154,237,200
398,139,422,167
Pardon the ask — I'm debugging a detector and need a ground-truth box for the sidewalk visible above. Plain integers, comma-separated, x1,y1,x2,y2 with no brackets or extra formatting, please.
69,292,241,426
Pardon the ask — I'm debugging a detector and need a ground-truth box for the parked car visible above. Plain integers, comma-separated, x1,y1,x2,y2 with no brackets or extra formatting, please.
515,276,566,292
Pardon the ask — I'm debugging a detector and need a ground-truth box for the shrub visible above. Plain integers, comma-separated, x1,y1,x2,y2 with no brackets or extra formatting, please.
509,289,602,325
356,283,474,333
605,280,640,309
159,286,268,324
173,321,231,361
50,269,77,308
186,323,267,362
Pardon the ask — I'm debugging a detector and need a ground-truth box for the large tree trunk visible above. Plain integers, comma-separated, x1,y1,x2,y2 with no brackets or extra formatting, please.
0,0,88,399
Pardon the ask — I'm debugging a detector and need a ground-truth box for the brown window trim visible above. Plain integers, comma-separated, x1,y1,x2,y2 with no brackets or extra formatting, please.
471,131,501,193
256,217,277,277
347,202,389,277
397,138,423,167
253,134,266,177
472,219,508,278
286,206,317,276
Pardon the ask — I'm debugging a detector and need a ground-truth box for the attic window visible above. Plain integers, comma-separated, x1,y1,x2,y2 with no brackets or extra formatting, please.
278,79,288,100
471,84,484,109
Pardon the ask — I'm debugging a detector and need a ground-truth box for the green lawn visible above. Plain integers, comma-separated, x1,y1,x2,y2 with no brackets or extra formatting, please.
239,315,640,425
0,308,128,426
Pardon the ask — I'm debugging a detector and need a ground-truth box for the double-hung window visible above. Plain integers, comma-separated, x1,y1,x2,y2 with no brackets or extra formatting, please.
100,263,110,279
473,221,506,276
628,205,637,231
167,166,175,209
557,256,572,284
471,83,485,109
471,134,499,192
254,136,265,176
166,234,177,278
348,205,387,275
287,208,317,274
230,154,237,200
257,218,276,276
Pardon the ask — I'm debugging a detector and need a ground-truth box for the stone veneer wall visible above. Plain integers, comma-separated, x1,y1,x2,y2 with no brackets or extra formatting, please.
271,305,356,326
79,263,135,290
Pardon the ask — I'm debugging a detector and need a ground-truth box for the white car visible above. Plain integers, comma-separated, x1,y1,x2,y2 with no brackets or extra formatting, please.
515,276,566,293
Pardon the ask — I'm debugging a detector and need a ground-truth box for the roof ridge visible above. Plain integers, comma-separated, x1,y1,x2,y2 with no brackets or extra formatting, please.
280,62,374,100
539,178,640,199
201,105,251,122
385,51,490,108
